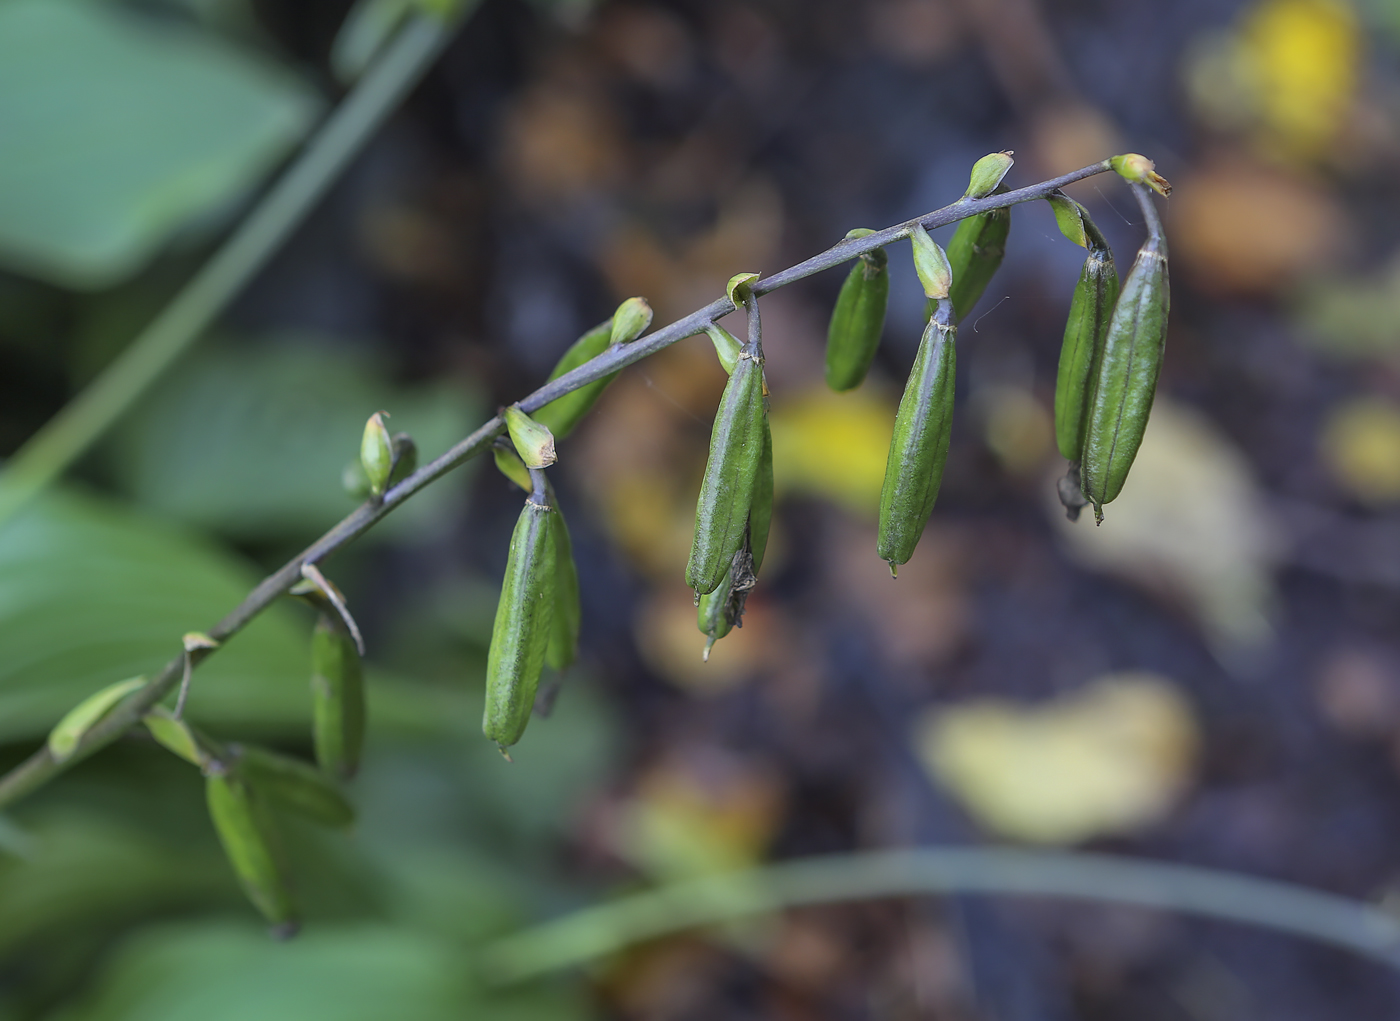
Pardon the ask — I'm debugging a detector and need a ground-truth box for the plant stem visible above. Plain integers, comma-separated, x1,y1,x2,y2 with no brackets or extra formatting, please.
0,10,470,528
482,847,1400,983
0,159,1115,811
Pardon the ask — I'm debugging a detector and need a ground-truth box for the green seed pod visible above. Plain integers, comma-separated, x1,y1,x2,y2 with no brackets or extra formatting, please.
504,405,557,469
685,350,768,595
239,745,355,829
360,411,393,497
964,150,1014,200
545,487,580,673
697,417,773,657
1080,230,1170,521
1050,197,1119,461
825,230,889,392
877,298,957,572
705,323,742,375
910,224,952,301
483,496,558,751
532,320,614,440
206,767,298,934
48,676,146,763
945,198,1010,323
609,296,654,346
311,614,365,781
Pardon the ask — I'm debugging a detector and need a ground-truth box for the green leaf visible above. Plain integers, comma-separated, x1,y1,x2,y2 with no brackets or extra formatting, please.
108,339,479,540
0,0,319,289
0,487,313,744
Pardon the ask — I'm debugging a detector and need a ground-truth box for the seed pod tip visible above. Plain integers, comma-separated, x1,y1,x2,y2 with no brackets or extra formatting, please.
1109,153,1171,197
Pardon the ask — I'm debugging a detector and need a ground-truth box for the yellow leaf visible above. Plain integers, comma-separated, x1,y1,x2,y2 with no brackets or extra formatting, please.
769,386,895,517
915,673,1198,844
1321,397,1400,504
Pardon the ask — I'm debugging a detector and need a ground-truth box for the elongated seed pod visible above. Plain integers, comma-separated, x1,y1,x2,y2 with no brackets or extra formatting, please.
1080,225,1170,521
825,230,889,392
483,496,557,750
311,614,365,781
686,350,767,595
1052,207,1119,460
206,769,298,933
697,417,773,656
945,200,1010,323
239,745,355,829
877,299,957,571
531,321,613,439
545,494,580,672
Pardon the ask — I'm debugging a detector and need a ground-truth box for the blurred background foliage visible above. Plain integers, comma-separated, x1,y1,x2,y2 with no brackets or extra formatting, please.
7,0,1400,1018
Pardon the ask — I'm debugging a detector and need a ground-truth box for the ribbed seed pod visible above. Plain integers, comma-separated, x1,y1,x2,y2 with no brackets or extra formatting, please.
686,350,768,595
1051,199,1119,461
1080,230,1170,521
825,230,889,392
206,769,298,934
310,614,365,781
698,417,773,656
531,321,613,439
945,199,1010,323
483,496,557,750
239,745,355,829
877,298,957,572
545,492,580,672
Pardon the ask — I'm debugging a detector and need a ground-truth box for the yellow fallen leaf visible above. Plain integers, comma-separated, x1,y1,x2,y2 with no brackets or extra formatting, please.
1320,397,1400,504
1050,400,1278,660
769,386,895,518
916,673,1198,844
979,385,1053,478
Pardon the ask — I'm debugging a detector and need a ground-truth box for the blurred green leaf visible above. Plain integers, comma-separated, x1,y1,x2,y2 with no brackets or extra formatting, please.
0,486,311,743
0,0,319,289
109,338,479,540
332,0,413,84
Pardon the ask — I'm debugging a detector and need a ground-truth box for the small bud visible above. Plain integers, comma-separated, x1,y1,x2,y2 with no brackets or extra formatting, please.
360,411,393,497
1109,153,1171,197
909,223,952,300
609,297,654,346
1046,192,1088,249
143,707,208,768
504,405,557,469
726,272,760,308
704,323,742,375
388,432,417,486
965,151,1014,199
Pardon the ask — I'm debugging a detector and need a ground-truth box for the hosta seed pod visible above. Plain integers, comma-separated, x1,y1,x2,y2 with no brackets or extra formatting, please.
697,418,772,657
878,298,957,571
360,411,393,497
1080,219,1170,521
686,350,767,595
532,320,614,439
206,768,298,933
545,491,580,672
311,614,365,781
483,496,557,750
945,200,1010,323
825,230,889,392
239,745,355,829
1051,200,1119,461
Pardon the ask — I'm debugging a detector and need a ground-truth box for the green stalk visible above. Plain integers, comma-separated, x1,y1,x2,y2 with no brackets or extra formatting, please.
483,847,1400,983
0,9,472,528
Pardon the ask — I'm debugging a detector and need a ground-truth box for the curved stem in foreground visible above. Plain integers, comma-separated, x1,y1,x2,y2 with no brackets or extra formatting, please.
0,159,1118,811
483,847,1400,984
